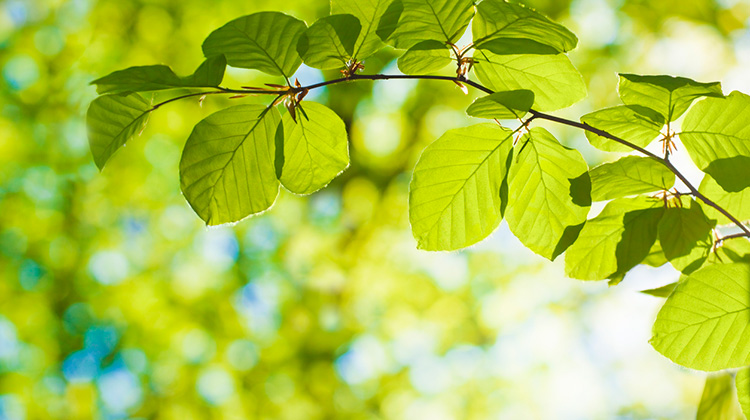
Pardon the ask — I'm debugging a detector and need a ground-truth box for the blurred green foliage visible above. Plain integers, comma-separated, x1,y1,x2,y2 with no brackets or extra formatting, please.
1,0,749,418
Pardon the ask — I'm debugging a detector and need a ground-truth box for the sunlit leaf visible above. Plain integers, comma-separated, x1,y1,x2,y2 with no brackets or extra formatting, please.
506,127,591,260
86,92,151,170
658,198,715,274
297,14,361,70
697,373,745,420
565,197,665,280
331,0,393,60
681,91,750,193
180,104,281,225
466,90,534,120
738,368,750,419
651,262,750,371
643,240,668,268
409,124,514,251
640,282,677,298
202,12,307,77
91,55,227,94
279,102,349,195
473,49,586,111
396,40,453,75
618,73,723,121
580,105,665,153
472,0,578,53
699,175,750,226
708,238,750,265
589,156,674,201
377,0,474,49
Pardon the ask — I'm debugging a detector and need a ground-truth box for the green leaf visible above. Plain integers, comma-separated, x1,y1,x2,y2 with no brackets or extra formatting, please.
618,73,723,122
589,156,674,201
472,0,578,53
279,102,350,195
506,127,591,260
738,368,750,419
331,0,392,60
681,91,750,193
91,55,227,95
640,282,677,298
708,238,750,265
697,373,745,420
699,175,750,226
297,14,361,70
466,90,534,120
643,240,668,268
202,12,307,78
377,0,474,49
180,104,281,226
396,40,453,75
580,105,665,153
86,92,151,170
658,198,715,274
473,50,586,112
651,262,750,371
409,124,514,251
565,197,665,280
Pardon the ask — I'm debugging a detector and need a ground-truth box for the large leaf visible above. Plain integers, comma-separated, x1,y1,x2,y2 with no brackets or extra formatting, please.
651,262,750,371
86,92,151,170
377,0,474,49
180,105,281,226
506,128,591,260
297,14,361,70
580,105,665,153
589,156,674,201
565,197,665,280
279,102,350,195
618,73,723,122
409,124,514,251
658,198,715,274
397,40,453,75
466,90,534,120
91,55,227,94
681,91,750,193
738,368,750,419
331,0,392,60
472,0,577,53
697,373,745,420
699,175,750,226
202,12,307,78
473,49,586,112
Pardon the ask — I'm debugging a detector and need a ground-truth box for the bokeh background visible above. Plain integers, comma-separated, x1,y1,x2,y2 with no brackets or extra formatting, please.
2,0,750,418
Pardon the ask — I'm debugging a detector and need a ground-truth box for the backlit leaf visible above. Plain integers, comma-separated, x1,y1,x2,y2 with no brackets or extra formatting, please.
377,0,474,49
202,12,307,77
86,92,151,170
332,0,393,60
640,282,677,298
651,262,750,371
696,373,745,420
506,127,591,260
589,156,674,201
699,175,750,226
618,73,723,121
409,124,514,251
180,104,281,225
397,40,453,75
658,198,715,274
738,368,750,419
297,14,361,70
580,105,665,153
466,90,534,120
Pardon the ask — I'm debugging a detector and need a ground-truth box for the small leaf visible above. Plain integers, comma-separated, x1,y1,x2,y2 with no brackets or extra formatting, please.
589,156,674,201
565,197,665,280
466,90,534,120
658,198,715,274
279,102,350,195
640,282,677,298
651,262,750,371
91,55,227,95
473,50,586,112
697,373,745,420
409,124,514,251
297,14,361,70
86,92,151,170
643,240,668,268
708,238,750,265
738,368,750,419
506,128,591,260
618,73,723,122
331,0,393,60
580,105,665,153
202,12,307,77
396,40,453,75
699,175,750,226
681,91,750,192
378,0,474,49
472,0,578,53
180,104,281,225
